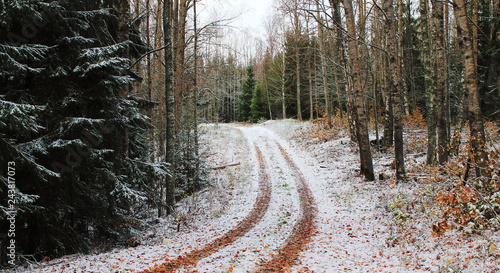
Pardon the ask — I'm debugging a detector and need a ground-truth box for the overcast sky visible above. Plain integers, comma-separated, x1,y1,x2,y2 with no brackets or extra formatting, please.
199,0,275,58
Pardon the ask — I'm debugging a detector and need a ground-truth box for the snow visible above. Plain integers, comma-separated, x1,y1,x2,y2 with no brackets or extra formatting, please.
194,125,303,272
0,44,51,62
73,58,129,77
0,100,46,136
79,42,131,61
10,120,500,273
48,139,86,149
0,52,44,76
256,120,410,272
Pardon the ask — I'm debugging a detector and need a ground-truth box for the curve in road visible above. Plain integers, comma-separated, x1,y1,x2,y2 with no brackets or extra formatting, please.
142,144,271,272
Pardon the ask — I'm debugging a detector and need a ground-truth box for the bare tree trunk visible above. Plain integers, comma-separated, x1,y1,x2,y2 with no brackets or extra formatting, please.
193,0,199,166
453,0,489,178
163,0,175,215
296,46,302,120
432,0,449,164
381,81,394,148
398,0,410,115
420,0,437,165
282,51,287,119
155,1,165,162
384,0,406,181
377,2,394,148
145,0,154,162
309,52,314,120
145,0,151,100
317,5,332,127
174,0,189,131
370,11,384,149
341,0,375,181
373,74,381,151
445,3,452,148
333,67,342,118
267,82,273,120
329,0,345,119
406,0,418,114
293,0,302,120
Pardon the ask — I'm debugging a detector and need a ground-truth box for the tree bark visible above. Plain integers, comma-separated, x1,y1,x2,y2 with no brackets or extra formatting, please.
174,0,189,131
381,85,394,147
397,0,410,115
146,0,152,102
383,0,406,181
317,5,332,127
281,51,287,119
453,0,489,178
308,50,314,121
329,0,345,119
370,3,393,148
155,1,165,162
293,0,302,120
420,0,437,165
341,0,375,181
432,0,449,164
192,0,200,181
295,41,302,120
163,0,176,215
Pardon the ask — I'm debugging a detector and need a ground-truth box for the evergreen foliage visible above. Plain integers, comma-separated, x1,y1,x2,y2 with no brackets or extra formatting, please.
175,106,208,198
0,0,167,261
238,65,255,122
250,85,268,123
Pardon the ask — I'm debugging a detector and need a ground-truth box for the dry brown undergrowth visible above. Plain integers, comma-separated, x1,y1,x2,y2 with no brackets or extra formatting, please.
294,110,500,271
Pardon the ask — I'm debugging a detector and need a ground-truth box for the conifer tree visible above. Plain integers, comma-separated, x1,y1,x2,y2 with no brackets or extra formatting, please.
238,65,256,122
250,85,268,123
0,0,168,259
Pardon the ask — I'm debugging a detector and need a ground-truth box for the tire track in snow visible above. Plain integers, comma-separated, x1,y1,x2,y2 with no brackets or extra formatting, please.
255,141,318,272
142,144,271,273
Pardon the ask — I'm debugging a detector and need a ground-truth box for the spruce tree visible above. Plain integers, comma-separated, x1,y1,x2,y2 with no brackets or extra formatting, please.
238,65,255,122
250,85,268,123
0,0,168,260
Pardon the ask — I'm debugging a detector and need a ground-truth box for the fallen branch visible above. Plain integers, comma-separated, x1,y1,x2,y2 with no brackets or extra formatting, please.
212,162,240,170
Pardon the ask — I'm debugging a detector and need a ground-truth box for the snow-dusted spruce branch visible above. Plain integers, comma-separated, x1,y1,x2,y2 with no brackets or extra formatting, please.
3,1,61,46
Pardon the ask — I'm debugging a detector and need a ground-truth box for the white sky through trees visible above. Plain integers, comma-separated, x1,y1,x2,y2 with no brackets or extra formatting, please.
198,0,275,62
200,0,273,35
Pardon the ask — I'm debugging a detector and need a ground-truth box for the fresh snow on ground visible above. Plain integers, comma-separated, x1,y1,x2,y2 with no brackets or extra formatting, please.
195,125,302,272
10,120,499,273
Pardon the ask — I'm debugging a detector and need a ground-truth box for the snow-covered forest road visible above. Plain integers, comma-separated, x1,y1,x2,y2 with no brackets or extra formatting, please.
142,125,319,272
12,120,499,273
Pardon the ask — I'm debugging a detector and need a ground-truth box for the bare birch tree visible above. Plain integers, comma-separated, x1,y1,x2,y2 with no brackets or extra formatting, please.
452,0,489,178
383,0,406,181
341,0,375,181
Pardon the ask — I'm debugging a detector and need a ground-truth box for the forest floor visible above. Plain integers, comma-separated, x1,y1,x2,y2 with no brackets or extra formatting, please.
11,119,500,273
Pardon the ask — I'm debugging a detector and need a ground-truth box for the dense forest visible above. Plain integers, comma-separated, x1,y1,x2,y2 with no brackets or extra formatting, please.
1,0,499,266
